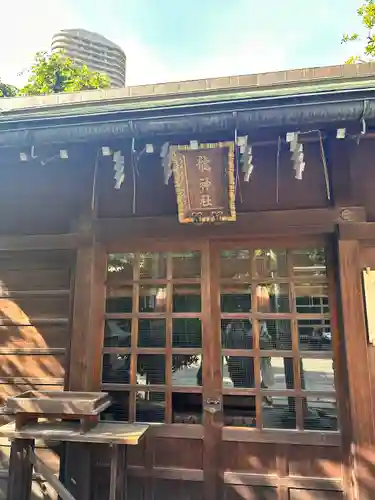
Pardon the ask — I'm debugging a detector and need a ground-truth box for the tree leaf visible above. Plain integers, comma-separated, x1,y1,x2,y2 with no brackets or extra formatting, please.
16,50,110,96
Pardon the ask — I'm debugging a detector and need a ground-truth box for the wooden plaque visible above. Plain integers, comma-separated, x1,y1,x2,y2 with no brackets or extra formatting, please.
172,141,236,224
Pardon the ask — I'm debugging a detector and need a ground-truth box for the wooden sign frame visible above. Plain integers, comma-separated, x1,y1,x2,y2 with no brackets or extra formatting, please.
362,267,375,346
172,141,236,224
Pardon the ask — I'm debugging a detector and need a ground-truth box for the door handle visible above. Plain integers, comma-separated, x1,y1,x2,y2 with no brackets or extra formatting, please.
204,406,218,414
203,397,222,414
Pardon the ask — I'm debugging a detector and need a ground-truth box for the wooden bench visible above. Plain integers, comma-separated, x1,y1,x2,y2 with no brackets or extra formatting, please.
0,420,149,500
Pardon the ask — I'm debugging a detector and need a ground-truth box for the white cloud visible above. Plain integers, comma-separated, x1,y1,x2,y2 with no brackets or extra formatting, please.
113,36,175,86
1,0,289,88
2,1,329,89
0,1,81,85
116,32,287,87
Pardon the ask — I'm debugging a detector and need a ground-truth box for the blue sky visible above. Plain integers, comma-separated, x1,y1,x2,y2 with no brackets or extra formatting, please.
1,0,364,87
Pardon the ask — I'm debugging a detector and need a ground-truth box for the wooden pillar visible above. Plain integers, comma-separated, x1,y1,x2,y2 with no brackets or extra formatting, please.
7,439,34,500
69,239,106,391
63,237,106,499
336,238,375,500
109,444,127,500
202,242,222,500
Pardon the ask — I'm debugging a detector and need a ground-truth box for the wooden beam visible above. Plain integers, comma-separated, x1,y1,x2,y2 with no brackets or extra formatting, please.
96,206,366,244
338,222,375,241
0,421,149,445
0,233,90,251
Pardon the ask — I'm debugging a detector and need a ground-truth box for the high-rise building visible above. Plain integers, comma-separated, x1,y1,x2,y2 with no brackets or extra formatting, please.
51,29,126,88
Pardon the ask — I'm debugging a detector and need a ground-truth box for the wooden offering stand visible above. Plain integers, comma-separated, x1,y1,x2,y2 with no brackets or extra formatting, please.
6,390,111,433
1,391,149,500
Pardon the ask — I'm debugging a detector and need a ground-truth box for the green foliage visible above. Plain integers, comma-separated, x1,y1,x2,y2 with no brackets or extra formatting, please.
18,50,110,96
0,80,18,97
342,0,375,63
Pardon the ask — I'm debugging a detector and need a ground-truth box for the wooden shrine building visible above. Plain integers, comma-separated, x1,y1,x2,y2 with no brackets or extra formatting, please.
0,62,375,499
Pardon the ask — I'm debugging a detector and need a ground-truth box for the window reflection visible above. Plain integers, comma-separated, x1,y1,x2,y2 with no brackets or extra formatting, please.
138,319,166,348
172,252,201,278
253,249,287,279
262,398,297,429
137,355,165,385
220,250,251,280
301,358,335,392
136,391,165,423
304,397,338,431
173,284,201,312
102,354,131,383
223,395,256,427
223,356,255,388
172,355,201,387
298,321,331,351
172,393,202,424
220,285,252,313
106,286,133,313
292,248,326,278
261,357,293,390
172,318,202,348
104,320,131,347
101,391,129,422
139,286,167,312
107,253,134,281
103,247,337,432
139,253,167,279
295,283,329,314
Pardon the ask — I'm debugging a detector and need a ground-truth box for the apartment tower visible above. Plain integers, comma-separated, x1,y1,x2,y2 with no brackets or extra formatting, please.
52,29,126,88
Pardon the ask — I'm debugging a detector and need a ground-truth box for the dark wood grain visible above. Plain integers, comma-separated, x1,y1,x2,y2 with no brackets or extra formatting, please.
337,239,375,500
6,439,34,500
109,445,127,500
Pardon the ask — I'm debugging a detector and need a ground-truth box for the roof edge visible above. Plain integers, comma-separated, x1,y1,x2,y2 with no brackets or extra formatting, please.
1,62,375,118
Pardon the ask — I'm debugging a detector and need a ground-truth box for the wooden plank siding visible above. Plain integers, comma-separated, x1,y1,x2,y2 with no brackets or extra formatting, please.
0,250,75,499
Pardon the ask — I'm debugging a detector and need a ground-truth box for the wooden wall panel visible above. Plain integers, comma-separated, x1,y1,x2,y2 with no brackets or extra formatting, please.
0,249,74,498
153,479,203,500
0,354,65,382
351,138,375,221
223,484,278,500
289,490,343,500
0,325,69,350
127,438,146,467
0,152,93,235
0,384,64,407
152,437,203,469
97,142,329,219
0,296,70,321
287,446,342,479
221,442,276,474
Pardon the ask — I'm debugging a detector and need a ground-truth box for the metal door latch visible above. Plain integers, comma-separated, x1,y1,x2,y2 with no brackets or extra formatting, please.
203,397,222,414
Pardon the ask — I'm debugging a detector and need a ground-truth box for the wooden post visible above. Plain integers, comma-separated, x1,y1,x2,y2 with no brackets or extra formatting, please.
64,151,107,500
336,238,375,500
109,444,127,500
202,242,223,500
63,443,91,500
68,240,106,391
64,238,106,499
7,439,34,500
